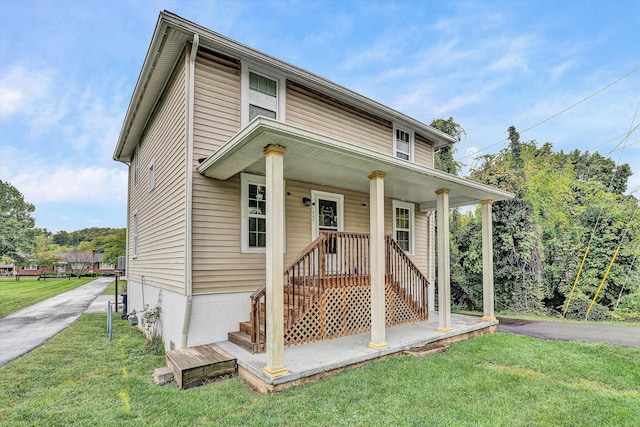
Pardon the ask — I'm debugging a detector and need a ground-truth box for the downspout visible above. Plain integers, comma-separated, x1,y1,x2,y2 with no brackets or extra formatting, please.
181,33,199,349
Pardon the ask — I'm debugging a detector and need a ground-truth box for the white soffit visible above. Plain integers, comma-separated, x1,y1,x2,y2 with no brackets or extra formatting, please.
198,118,514,210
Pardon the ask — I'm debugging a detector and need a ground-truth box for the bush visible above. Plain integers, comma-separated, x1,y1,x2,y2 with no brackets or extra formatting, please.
564,293,609,321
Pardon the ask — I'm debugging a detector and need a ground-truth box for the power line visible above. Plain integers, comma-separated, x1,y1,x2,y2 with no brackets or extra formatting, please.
458,65,640,161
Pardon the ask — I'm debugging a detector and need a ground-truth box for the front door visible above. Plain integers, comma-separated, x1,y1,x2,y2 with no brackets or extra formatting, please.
312,191,344,273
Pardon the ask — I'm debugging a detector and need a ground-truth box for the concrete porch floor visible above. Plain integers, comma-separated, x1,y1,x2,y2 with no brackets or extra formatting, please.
216,312,498,392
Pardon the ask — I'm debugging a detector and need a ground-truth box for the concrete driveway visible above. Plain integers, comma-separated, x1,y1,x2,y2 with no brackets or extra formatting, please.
0,277,112,367
497,317,640,347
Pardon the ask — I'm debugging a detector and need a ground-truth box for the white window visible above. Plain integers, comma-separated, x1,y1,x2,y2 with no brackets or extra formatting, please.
241,173,267,253
100,263,115,270
241,64,285,127
25,265,38,270
133,147,139,187
393,125,414,162
393,200,414,254
148,161,155,192
132,213,138,258
249,72,277,121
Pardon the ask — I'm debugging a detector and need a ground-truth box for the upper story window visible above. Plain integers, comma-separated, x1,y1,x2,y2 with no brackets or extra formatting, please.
393,200,414,255
394,125,414,162
249,72,277,120
241,64,285,127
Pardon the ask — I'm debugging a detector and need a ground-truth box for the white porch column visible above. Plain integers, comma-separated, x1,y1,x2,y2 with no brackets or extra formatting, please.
436,189,453,332
263,145,287,378
368,171,388,350
481,200,496,321
427,211,436,313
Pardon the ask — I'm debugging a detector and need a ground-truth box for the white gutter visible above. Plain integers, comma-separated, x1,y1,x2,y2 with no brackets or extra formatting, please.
181,33,199,349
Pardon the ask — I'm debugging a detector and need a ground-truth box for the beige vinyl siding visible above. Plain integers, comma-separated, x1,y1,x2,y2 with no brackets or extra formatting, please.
128,54,188,294
192,174,430,294
414,133,434,168
191,51,247,294
286,81,394,156
189,53,431,295
286,81,435,169
286,181,430,275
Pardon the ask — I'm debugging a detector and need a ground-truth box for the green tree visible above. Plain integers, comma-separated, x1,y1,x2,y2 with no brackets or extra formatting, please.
0,181,37,258
431,117,465,175
92,228,126,265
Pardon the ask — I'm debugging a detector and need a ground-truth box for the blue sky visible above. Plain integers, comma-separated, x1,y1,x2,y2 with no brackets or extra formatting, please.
1,0,638,232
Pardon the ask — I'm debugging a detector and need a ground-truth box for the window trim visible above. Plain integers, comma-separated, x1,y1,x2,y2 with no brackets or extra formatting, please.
393,124,414,162
392,200,415,255
241,173,267,253
241,63,286,127
240,173,287,254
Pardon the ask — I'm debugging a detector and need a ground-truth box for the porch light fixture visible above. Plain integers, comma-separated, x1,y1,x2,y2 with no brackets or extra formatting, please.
302,197,312,207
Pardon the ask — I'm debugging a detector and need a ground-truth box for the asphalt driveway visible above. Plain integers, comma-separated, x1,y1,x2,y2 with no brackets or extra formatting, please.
497,317,640,347
0,277,112,367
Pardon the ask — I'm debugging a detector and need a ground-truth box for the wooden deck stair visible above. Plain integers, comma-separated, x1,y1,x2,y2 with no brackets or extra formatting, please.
227,232,429,354
165,344,237,389
228,294,301,353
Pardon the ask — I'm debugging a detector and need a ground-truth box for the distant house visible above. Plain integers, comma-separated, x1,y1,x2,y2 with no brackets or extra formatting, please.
0,264,15,276
11,252,116,276
55,251,117,276
113,11,513,376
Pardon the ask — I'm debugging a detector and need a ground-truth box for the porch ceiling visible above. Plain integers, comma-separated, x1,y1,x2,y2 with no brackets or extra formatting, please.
197,117,514,210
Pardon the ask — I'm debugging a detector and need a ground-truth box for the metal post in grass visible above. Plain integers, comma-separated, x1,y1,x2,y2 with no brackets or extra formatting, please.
107,301,112,340
115,276,118,313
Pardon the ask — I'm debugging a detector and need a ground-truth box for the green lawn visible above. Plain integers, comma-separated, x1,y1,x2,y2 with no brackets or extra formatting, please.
101,278,126,295
0,277,95,318
454,309,640,327
1,315,638,426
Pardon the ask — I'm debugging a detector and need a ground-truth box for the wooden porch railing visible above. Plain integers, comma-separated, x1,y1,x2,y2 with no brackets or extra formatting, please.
385,235,429,318
285,231,371,329
249,232,428,351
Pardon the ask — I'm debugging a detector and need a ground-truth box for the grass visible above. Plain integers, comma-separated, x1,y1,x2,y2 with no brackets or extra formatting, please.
1,315,638,426
0,277,95,318
454,309,640,327
101,279,126,295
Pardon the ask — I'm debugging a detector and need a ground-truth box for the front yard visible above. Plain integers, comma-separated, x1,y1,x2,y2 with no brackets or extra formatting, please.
1,314,638,426
0,276,94,318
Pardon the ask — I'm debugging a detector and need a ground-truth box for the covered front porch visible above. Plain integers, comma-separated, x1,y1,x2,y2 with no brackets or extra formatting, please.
198,116,514,379
216,312,497,393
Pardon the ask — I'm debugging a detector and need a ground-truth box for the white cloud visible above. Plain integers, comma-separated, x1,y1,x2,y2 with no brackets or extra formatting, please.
8,165,127,205
0,64,54,117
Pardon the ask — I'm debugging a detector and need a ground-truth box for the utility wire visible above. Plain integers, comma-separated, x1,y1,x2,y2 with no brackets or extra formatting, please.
563,102,638,316
585,101,638,247
458,65,640,161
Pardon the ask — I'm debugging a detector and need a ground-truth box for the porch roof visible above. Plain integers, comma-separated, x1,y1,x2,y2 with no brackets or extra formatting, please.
197,117,514,210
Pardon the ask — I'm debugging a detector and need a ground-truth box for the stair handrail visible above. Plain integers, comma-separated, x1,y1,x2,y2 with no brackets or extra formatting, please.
385,235,429,317
283,233,329,330
249,284,266,346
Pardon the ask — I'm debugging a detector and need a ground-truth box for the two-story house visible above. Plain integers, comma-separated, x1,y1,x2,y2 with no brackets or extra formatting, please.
113,11,513,379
